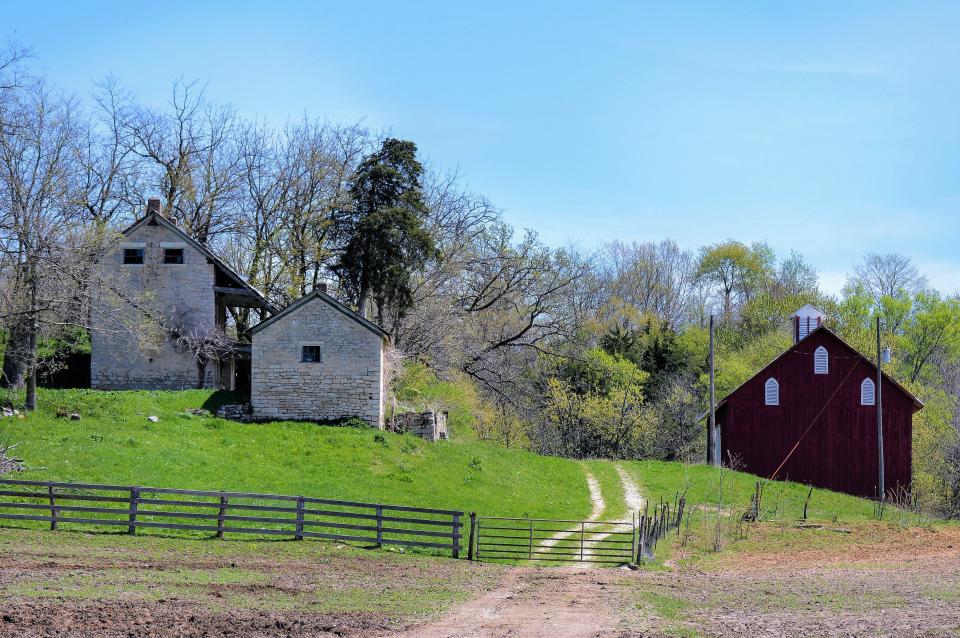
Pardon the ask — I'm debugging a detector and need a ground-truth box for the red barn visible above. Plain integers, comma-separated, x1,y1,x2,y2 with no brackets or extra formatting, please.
715,308,923,498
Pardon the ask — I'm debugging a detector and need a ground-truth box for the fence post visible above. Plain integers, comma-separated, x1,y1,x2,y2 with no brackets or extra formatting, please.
128,487,139,535
631,511,637,563
476,517,482,561
295,496,305,540
216,495,228,539
528,519,533,560
580,521,585,561
468,513,477,561
452,512,460,559
48,485,58,531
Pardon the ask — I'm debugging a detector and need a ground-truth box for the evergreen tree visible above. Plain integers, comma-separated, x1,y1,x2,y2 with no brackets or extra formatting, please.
333,139,435,320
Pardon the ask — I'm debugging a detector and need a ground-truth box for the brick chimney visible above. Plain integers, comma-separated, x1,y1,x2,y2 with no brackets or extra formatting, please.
146,198,161,215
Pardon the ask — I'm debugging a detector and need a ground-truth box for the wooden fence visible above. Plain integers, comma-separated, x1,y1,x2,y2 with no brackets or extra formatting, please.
473,515,636,564
0,478,463,557
636,495,685,561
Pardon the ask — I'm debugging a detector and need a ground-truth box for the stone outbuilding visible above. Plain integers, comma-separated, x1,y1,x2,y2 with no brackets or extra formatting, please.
248,288,388,427
90,200,276,391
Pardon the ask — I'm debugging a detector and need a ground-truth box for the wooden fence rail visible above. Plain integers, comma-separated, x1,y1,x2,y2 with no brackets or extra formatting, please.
0,479,463,557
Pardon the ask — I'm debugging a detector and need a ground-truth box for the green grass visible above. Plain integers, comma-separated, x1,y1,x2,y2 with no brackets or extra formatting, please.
582,460,630,521
622,460,894,522
0,388,591,521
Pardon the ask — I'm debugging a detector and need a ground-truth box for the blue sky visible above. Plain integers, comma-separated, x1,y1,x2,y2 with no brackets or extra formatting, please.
7,1,960,294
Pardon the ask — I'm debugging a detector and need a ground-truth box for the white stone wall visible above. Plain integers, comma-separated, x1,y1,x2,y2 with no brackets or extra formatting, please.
90,223,216,390
250,297,384,427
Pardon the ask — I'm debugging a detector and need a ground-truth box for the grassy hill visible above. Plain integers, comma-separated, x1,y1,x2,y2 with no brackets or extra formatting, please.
0,388,591,521
0,384,903,530
623,460,886,523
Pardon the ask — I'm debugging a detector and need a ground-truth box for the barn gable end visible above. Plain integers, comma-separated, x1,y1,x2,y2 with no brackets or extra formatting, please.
715,326,921,498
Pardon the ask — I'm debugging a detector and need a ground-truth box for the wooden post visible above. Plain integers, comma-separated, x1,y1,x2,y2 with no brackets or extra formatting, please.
636,515,644,562
216,495,228,539
452,513,461,559
802,485,813,520
468,513,477,561
375,506,384,548
128,487,139,535
876,316,885,502
295,496,305,540
708,314,717,466
48,485,58,531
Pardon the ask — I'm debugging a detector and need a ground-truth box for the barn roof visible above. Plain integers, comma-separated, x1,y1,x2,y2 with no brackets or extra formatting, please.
703,325,923,418
247,288,389,339
120,211,278,314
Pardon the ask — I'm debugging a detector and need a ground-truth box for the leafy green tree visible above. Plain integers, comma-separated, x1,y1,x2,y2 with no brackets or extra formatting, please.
333,138,435,320
543,349,649,458
898,292,960,383
599,317,698,396
696,240,775,323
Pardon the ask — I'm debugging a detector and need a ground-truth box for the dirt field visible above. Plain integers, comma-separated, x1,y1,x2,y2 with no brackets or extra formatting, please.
0,527,500,638
1,523,959,637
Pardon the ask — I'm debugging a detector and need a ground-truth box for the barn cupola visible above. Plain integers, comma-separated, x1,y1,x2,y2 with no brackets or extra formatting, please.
792,305,824,343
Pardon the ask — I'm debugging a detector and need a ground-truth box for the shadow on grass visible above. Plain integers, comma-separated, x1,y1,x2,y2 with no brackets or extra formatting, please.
201,391,245,413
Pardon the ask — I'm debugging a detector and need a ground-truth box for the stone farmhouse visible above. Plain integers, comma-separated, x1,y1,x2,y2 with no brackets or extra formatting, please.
91,200,387,427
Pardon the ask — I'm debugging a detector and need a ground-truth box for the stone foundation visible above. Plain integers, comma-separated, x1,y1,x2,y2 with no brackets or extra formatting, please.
393,410,449,442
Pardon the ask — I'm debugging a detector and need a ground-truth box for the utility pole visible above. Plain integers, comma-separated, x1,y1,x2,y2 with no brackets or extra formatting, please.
707,314,720,465
876,316,885,502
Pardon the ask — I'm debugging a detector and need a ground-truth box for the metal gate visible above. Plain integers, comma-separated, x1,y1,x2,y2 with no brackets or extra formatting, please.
474,516,635,564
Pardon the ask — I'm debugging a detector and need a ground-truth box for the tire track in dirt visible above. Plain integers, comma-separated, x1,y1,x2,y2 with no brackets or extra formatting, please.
536,466,605,554
389,567,624,638
579,464,646,564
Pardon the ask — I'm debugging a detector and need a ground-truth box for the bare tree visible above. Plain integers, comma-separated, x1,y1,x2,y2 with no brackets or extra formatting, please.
73,76,142,225
0,79,81,407
168,321,236,389
851,252,928,301
124,79,243,244
601,239,701,329
456,225,592,404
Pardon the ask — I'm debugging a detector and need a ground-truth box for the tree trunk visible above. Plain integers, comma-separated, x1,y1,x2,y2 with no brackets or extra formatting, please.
0,321,29,389
24,270,39,411
358,286,370,319
196,358,207,390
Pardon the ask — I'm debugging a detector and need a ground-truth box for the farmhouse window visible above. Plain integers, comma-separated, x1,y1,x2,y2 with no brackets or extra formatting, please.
123,248,144,264
764,378,779,406
861,378,875,405
814,346,829,374
163,248,184,264
301,345,322,363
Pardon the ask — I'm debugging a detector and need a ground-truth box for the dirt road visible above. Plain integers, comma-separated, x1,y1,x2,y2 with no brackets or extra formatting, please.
390,567,627,638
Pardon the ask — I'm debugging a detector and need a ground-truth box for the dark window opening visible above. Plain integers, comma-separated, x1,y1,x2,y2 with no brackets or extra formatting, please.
164,248,184,264
123,248,144,264
302,345,322,363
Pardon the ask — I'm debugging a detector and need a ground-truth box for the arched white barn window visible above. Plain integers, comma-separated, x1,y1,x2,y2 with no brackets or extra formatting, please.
764,378,779,406
814,346,829,374
861,378,876,405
